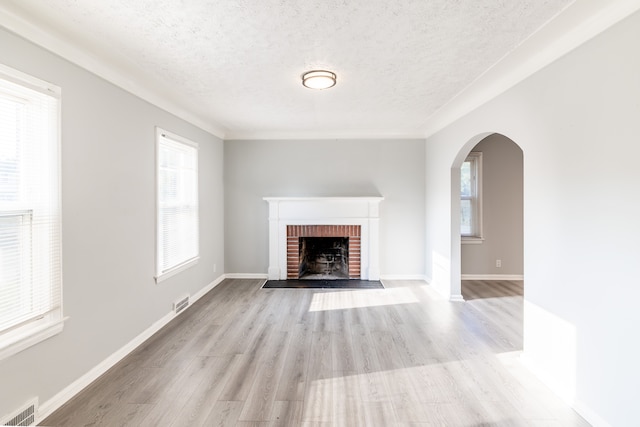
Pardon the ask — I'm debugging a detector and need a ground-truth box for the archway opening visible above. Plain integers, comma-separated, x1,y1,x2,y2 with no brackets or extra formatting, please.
450,133,523,300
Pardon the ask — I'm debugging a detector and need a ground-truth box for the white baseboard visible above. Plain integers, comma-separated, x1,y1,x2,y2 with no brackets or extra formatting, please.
449,294,465,302
36,274,226,424
379,274,428,281
224,273,269,279
192,274,226,301
572,400,613,427
520,353,612,427
461,274,524,281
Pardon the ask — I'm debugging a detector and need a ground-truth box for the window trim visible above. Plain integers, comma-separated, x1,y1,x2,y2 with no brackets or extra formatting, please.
0,64,64,361
154,127,199,283
0,315,65,361
461,151,483,243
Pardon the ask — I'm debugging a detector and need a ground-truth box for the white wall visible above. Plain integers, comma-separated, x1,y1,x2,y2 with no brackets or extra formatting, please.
425,10,640,427
461,134,523,277
0,28,225,419
224,139,425,278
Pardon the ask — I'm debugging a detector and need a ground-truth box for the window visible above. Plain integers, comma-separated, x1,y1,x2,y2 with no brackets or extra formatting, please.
461,151,483,242
0,64,63,360
156,128,199,282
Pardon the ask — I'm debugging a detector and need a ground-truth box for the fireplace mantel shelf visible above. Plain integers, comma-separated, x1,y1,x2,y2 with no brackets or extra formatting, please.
264,197,383,280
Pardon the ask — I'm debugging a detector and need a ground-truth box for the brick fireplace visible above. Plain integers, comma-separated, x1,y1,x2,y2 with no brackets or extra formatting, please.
287,225,361,279
263,197,383,280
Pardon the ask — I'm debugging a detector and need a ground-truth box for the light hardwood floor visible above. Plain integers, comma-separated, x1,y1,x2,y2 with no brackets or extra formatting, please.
43,279,589,426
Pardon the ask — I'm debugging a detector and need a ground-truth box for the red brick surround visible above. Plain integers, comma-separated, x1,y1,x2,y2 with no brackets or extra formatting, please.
286,225,361,279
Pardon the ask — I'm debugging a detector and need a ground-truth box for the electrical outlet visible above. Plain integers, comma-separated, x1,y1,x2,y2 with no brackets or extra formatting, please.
213,263,217,272
496,259,502,268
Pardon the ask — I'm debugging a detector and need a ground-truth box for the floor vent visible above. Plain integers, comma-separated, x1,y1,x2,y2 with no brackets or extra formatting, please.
173,295,190,314
2,399,37,426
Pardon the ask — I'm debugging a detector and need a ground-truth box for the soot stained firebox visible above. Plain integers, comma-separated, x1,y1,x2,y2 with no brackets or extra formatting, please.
298,237,349,280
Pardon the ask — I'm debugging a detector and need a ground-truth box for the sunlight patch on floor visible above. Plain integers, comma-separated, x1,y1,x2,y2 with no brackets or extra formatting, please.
303,362,523,425
308,287,420,312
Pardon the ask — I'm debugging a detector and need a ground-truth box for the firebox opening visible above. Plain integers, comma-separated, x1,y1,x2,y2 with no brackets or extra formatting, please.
298,237,349,280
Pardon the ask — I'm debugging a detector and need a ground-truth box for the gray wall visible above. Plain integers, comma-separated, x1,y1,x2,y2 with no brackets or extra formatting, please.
462,134,523,276
224,139,425,277
0,28,225,416
425,10,640,426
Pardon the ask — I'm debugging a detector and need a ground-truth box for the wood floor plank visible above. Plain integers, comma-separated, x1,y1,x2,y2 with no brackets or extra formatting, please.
167,356,241,427
331,326,356,373
239,331,290,421
362,400,398,426
42,353,146,426
350,325,390,403
275,324,313,401
142,355,237,426
218,325,273,401
269,400,304,426
330,371,364,427
301,331,334,423
201,401,244,427
198,305,263,357
42,279,590,427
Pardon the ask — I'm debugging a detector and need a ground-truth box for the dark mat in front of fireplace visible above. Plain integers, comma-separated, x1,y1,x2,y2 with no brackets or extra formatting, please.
262,279,384,289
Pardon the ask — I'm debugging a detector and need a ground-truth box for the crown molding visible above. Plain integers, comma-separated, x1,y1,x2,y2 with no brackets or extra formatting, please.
422,0,640,139
0,4,227,139
2,1,639,142
224,129,426,141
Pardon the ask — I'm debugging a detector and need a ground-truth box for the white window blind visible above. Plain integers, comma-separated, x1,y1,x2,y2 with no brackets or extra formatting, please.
156,129,199,281
0,64,63,360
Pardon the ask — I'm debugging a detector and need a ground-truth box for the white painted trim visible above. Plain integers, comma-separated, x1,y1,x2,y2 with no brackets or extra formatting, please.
191,275,226,302
155,257,200,284
226,130,425,140
0,5,227,139
461,152,483,239
461,237,484,245
423,0,640,138
572,400,614,427
461,274,524,281
449,294,465,302
0,62,60,96
1,2,639,141
520,353,613,427
36,275,226,424
37,313,173,422
224,273,269,279
263,197,384,281
0,317,66,362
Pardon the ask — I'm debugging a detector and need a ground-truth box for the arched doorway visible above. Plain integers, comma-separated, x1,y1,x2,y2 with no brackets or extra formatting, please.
450,133,523,299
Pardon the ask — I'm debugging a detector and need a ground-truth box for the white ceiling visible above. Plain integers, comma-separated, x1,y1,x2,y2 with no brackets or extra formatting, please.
1,0,630,140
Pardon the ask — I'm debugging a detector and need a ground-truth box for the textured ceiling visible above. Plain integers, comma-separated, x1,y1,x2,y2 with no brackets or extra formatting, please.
3,0,575,139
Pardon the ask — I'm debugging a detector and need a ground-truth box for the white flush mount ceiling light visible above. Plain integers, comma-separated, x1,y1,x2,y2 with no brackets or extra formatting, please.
302,70,336,90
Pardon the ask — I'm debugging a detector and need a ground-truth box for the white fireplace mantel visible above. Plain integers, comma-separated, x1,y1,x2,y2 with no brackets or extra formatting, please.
263,196,384,280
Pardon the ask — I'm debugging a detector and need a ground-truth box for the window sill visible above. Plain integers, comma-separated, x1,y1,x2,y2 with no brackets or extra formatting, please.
155,256,200,284
0,316,67,362
462,236,484,245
